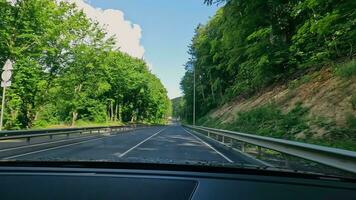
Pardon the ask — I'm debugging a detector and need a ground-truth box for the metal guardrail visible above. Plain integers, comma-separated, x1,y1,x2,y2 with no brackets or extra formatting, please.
0,125,139,144
184,125,356,174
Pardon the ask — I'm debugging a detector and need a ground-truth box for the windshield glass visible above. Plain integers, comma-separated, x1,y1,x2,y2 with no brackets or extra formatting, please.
0,0,355,179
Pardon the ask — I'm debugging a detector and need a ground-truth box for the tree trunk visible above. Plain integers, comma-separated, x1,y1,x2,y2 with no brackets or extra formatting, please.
34,111,39,121
219,85,223,100
114,103,118,121
209,74,215,102
201,87,206,102
118,104,122,122
110,101,114,121
71,111,78,127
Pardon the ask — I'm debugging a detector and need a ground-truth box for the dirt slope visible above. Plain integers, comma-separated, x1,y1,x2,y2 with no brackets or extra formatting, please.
204,68,356,136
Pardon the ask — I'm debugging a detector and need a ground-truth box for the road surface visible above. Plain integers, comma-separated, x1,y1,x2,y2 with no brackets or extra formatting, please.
1,125,258,165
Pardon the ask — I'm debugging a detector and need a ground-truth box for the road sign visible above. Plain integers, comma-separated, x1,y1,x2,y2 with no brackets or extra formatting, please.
1,71,12,82
1,59,13,88
3,59,13,70
0,59,13,131
1,81,11,88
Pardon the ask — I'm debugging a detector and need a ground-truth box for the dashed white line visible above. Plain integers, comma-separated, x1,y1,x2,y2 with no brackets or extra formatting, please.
182,128,234,163
118,127,168,158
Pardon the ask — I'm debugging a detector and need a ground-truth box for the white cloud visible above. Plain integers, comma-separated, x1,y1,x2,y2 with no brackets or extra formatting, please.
63,0,145,58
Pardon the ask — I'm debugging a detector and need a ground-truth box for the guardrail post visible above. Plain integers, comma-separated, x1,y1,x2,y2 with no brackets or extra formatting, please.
26,137,30,144
226,138,232,147
283,154,290,168
257,146,262,159
49,135,53,140
222,136,225,143
66,133,69,139
207,131,210,137
241,142,246,153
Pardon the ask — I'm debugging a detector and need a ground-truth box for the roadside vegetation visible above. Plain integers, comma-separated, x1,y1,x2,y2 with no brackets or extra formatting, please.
197,98,356,151
0,0,170,130
176,0,356,150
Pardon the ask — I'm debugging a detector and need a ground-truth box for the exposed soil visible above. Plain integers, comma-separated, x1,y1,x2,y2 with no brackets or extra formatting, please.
206,68,356,133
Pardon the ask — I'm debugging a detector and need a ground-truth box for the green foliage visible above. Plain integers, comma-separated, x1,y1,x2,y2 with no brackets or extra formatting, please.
171,97,184,119
334,59,356,78
0,0,170,129
346,113,356,130
351,94,356,111
227,103,309,139
180,0,355,123
288,72,316,89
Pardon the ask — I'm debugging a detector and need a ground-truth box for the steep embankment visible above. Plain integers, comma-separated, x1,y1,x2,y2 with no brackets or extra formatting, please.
198,64,356,150
178,0,355,150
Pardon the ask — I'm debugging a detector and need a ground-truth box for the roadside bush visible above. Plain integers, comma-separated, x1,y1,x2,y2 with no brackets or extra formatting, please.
230,103,309,139
334,59,356,78
351,94,356,110
346,113,356,130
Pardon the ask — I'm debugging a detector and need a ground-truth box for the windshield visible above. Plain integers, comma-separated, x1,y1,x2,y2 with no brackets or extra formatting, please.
0,0,355,179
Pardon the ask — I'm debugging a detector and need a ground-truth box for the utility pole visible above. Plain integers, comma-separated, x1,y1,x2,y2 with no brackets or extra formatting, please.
193,63,196,126
0,59,13,131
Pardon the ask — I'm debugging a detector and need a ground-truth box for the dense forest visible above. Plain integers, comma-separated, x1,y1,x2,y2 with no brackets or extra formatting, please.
171,97,184,119
180,0,355,122
0,0,170,129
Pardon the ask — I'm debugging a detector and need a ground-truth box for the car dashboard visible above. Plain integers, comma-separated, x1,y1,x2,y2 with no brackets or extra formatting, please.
0,162,355,200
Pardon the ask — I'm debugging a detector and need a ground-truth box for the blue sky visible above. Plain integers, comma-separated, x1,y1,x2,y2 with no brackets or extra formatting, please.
87,0,219,99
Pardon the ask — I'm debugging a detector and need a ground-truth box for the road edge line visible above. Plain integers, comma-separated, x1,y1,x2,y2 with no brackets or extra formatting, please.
182,127,234,163
0,135,100,153
2,128,143,160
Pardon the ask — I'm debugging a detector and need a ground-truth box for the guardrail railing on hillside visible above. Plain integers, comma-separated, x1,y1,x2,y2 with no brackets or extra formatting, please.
0,125,140,144
184,125,356,174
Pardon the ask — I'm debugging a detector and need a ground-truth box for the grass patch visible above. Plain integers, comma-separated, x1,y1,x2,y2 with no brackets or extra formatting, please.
334,59,356,78
346,113,356,130
74,120,124,127
288,73,314,89
351,94,356,110
197,115,224,127
225,103,309,139
197,104,356,151
32,120,124,129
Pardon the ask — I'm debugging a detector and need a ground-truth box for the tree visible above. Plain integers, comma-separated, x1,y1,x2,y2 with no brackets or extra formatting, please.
0,0,170,129
180,0,355,123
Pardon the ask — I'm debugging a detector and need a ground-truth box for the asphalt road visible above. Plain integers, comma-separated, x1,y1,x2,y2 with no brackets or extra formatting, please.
2,125,258,165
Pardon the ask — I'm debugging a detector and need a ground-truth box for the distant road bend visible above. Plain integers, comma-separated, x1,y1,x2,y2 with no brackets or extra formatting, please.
0,125,258,165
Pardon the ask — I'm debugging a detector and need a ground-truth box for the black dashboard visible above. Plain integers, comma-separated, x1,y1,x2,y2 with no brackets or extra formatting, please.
0,162,355,200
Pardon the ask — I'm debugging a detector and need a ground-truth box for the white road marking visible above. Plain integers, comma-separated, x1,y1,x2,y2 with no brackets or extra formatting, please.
183,128,234,163
0,135,97,153
118,127,168,158
1,128,144,158
3,136,112,160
